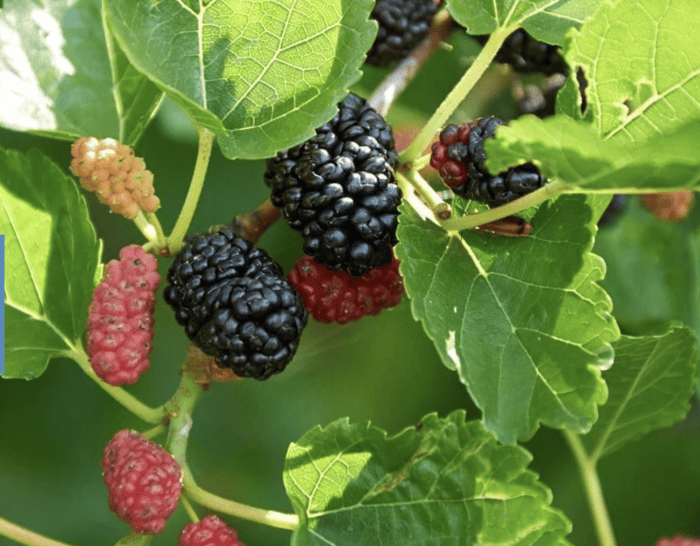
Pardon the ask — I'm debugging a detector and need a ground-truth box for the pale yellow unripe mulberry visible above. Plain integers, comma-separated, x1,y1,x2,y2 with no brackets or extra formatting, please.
70,136,160,220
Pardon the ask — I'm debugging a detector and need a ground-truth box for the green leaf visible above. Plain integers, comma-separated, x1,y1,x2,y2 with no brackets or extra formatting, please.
581,324,698,462
0,0,161,144
447,0,596,45
104,0,377,159
284,411,572,545
395,197,618,444
0,147,101,379
564,0,700,141
483,115,700,191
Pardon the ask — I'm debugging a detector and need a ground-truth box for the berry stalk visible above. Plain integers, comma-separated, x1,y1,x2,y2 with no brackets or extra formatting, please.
399,25,517,164
439,179,566,232
181,469,299,531
168,127,215,254
396,170,451,219
0,515,76,546
66,345,164,423
563,430,618,546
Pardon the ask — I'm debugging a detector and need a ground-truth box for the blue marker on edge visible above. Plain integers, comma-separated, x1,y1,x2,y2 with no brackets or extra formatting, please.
1,235,4,374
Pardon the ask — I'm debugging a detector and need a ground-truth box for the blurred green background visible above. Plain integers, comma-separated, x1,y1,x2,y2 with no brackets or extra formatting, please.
2,30,699,546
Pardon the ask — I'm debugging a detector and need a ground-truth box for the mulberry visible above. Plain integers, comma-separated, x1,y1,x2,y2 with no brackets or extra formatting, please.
265,93,401,276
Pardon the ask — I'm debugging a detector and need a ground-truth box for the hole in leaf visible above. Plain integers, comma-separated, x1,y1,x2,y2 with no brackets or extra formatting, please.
576,67,588,114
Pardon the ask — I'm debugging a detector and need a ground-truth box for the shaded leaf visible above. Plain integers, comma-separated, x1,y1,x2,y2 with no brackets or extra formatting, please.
581,324,698,462
104,0,377,159
284,411,572,545
395,197,617,444
483,115,700,191
0,147,100,379
564,0,700,141
447,0,596,45
0,0,161,144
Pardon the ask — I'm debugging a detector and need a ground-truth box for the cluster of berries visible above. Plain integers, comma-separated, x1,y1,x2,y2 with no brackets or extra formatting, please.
87,245,159,386
430,117,546,206
265,92,406,324
70,137,160,219
102,430,245,544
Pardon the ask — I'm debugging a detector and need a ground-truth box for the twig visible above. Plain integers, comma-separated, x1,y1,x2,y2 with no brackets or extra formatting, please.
230,199,281,244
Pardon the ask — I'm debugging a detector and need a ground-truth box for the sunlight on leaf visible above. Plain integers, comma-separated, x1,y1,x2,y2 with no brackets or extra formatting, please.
564,0,700,141
0,0,161,143
396,197,618,444
104,0,377,159
285,411,572,545
0,147,101,379
447,0,596,45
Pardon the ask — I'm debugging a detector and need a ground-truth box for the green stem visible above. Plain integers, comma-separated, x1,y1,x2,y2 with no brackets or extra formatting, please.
562,430,618,546
0,514,77,546
67,346,164,424
397,171,451,219
133,210,158,243
182,469,299,531
164,371,204,464
145,212,167,248
399,26,516,164
439,180,567,232
141,424,167,440
167,127,215,254
181,493,200,523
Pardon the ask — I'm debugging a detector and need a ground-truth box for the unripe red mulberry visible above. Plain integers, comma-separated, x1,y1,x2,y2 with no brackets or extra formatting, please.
102,430,182,534
70,137,160,219
87,245,159,385
287,256,404,324
179,515,246,546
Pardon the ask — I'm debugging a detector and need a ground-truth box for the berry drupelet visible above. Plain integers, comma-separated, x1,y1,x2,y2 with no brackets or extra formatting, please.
265,93,402,276
180,515,246,546
163,227,307,380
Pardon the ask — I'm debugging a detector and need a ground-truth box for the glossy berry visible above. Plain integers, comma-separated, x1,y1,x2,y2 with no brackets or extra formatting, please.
180,515,246,546
70,137,160,219
475,29,568,75
366,0,440,67
431,117,546,207
102,430,182,534
163,227,308,380
288,256,404,324
265,93,401,276
87,246,160,386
